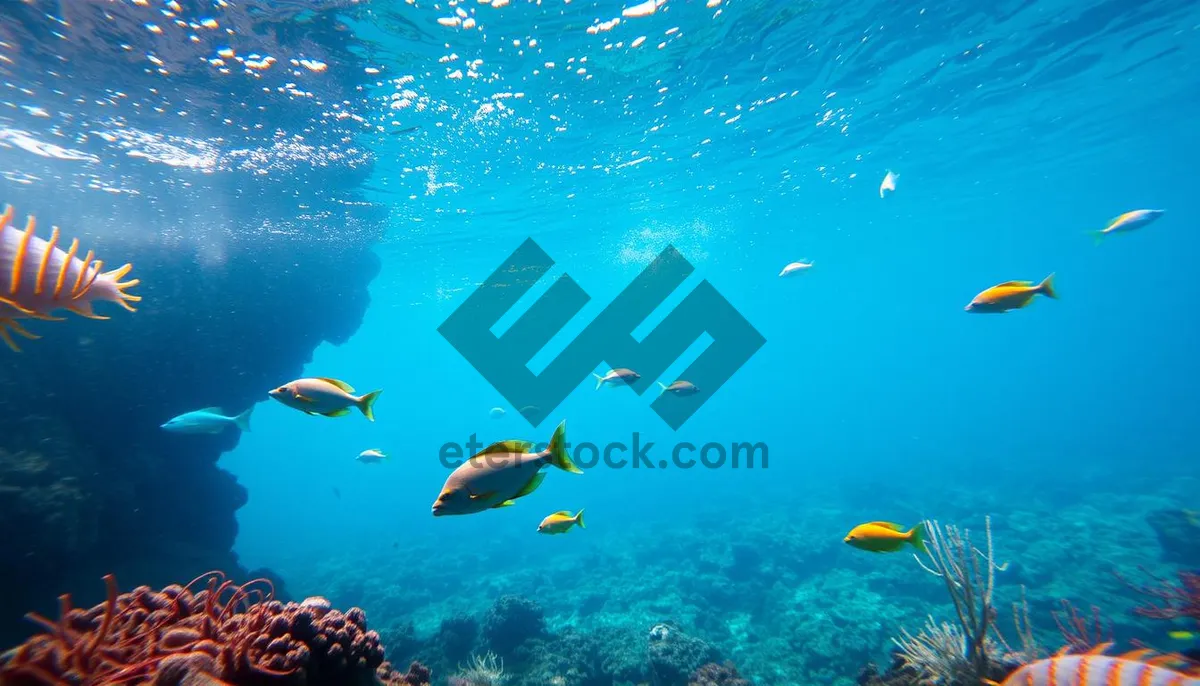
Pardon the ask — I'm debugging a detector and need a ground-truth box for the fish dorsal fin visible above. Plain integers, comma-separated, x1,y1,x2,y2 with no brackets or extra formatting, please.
197,407,225,415
995,280,1033,288
512,472,547,499
316,377,355,393
552,510,573,517
477,440,534,456
867,521,905,531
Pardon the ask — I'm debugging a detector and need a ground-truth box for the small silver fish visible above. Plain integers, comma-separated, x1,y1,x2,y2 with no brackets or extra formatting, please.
593,368,640,390
357,449,388,464
879,170,898,198
1092,209,1165,243
161,406,253,434
657,380,699,396
489,407,507,419
778,261,813,277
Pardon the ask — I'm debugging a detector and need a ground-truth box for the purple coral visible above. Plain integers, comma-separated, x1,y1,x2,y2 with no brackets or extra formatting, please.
1118,568,1200,622
690,661,752,686
378,660,433,686
0,571,391,685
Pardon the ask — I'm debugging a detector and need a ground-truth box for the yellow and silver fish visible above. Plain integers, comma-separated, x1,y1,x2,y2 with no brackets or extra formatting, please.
269,377,382,421
1092,209,1165,243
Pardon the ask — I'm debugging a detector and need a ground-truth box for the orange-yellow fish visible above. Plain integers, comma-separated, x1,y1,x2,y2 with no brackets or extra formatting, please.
538,509,585,534
844,521,927,553
965,274,1057,313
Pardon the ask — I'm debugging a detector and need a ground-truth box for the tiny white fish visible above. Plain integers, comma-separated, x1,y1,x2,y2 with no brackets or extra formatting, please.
356,449,388,464
779,260,814,277
879,170,898,198
161,406,253,434
490,407,507,419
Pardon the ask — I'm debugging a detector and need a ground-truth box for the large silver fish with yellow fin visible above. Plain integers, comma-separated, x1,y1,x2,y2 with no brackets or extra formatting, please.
432,421,582,516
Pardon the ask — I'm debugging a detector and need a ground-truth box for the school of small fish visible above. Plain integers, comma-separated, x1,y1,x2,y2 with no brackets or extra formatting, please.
1,174,1174,552
780,175,1167,322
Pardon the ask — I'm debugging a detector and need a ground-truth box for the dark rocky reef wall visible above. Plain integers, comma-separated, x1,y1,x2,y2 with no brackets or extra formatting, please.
0,214,381,645
0,0,386,647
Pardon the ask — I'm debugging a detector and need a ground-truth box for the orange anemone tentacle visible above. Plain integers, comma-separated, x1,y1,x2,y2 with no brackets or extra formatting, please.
0,294,37,316
104,264,133,280
0,322,20,352
10,215,35,296
0,204,13,231
66,304,109,321
72,259,102,300
4,319,40,340
78,574,119,671
34,226,60,296
117,275,141,311
70,250,94,295
54,238,79,299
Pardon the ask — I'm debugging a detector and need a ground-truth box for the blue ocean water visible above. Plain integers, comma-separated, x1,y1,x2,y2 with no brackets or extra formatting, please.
2,0,1200,684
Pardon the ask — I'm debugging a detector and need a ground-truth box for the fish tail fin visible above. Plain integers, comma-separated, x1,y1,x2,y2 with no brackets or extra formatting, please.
234,406,253,433
547,421,582,473
575,508,586,529
593,373,605,390
1038,273,1057,299
1088,230,1106,245
357,390,383,421
907,522,928,553
657,381,668,393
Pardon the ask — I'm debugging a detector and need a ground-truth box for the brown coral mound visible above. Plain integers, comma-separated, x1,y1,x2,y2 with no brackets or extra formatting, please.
689,661,752,686
377,661,431,686
0,571,390,685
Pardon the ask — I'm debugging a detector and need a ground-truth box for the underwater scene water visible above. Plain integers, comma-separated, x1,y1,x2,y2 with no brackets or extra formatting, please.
2,0,1200,685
